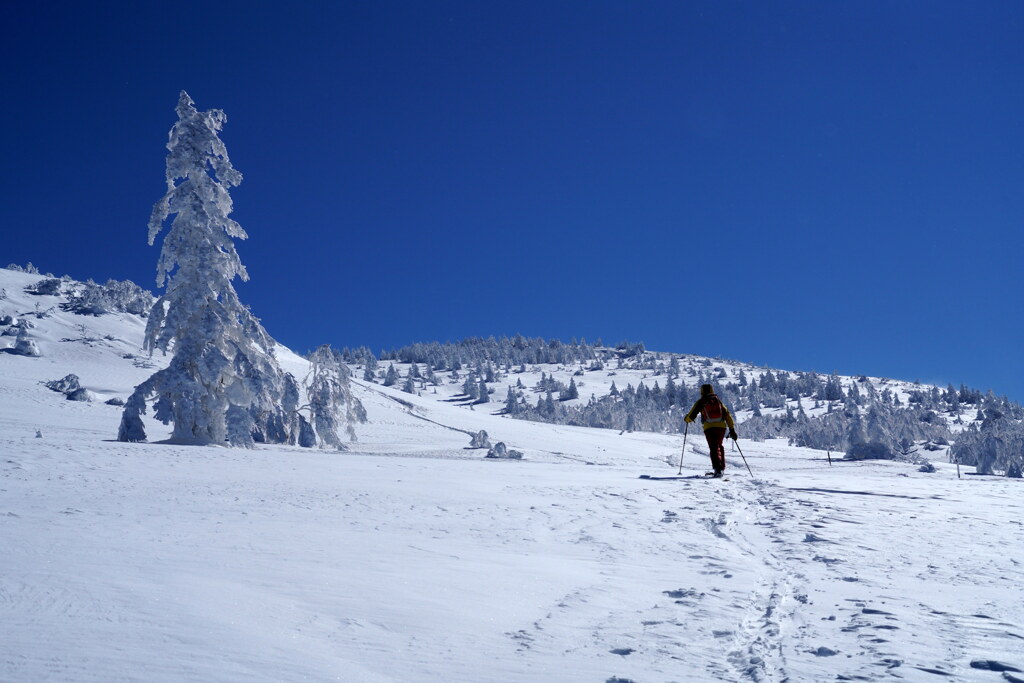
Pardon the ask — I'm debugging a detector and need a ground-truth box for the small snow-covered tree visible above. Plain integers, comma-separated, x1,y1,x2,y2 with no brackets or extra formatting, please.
504,386,521,415
12,329,40,357
118,91,299,447
559,377,579,401
304,345,365,448
462,374,479,400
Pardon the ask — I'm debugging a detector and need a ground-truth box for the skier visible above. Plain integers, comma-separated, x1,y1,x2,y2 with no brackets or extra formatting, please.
684,384,737,478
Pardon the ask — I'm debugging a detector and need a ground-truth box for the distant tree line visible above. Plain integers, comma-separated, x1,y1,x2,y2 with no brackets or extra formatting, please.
348,336,1024,477
376,335,604,369
339,336,653,373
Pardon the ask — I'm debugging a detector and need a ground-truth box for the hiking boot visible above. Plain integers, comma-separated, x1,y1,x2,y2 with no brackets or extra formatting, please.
713,470,724,478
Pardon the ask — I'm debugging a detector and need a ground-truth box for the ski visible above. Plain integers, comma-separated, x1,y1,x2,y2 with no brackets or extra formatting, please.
639,474,728,481
639,474,704,480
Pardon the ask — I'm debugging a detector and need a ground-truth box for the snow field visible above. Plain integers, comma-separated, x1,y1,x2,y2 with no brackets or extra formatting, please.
3,406,1023,681
2,266,1022,681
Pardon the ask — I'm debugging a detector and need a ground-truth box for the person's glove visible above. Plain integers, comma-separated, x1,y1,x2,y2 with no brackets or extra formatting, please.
729,428,738,440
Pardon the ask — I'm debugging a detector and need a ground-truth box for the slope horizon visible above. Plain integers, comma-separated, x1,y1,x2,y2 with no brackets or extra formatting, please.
4,260,1018,406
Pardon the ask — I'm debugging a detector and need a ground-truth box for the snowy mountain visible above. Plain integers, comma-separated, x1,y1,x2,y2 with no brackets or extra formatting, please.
360,337,1021,477
2,265,1023,682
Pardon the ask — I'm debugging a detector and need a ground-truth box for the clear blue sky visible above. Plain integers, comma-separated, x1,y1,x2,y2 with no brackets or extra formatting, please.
2,1,1022,400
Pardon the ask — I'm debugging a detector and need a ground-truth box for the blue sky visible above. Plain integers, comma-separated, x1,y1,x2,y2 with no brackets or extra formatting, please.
2,1,1022,400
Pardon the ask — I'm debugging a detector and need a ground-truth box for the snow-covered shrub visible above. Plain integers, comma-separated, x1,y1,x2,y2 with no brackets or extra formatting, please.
6,262,40,274
66,388,92,402
10,332,40,357
118,92,303,447
0,314,12,326
918,462,936,473
25,278,62,296
101,279,151,315
486,442,523,460
844,441,894,461
45,374,81,394
470,430,490,449
31,303,54,319
105,397,126,406
11,335,39,358
62,279,152,316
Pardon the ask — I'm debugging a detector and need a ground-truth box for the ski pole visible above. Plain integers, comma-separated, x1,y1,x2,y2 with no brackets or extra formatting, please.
733,438,755,478
827,450,833,466
677,422,689,475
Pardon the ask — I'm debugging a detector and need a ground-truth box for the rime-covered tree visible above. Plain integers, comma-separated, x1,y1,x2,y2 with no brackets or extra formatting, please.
560,377,579,401
462,374,479,400
504,386,522,415
304,345,365,448
118,91,298,446
819,373,845,402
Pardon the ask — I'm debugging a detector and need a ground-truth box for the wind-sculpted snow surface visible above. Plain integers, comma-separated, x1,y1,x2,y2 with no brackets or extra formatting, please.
3,378,1024,680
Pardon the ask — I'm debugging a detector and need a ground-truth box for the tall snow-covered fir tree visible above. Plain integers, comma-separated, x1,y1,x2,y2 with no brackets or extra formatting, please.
118,91,299,447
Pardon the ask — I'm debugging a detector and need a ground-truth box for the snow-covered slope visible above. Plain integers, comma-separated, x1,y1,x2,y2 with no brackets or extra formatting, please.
2,267,1022,682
